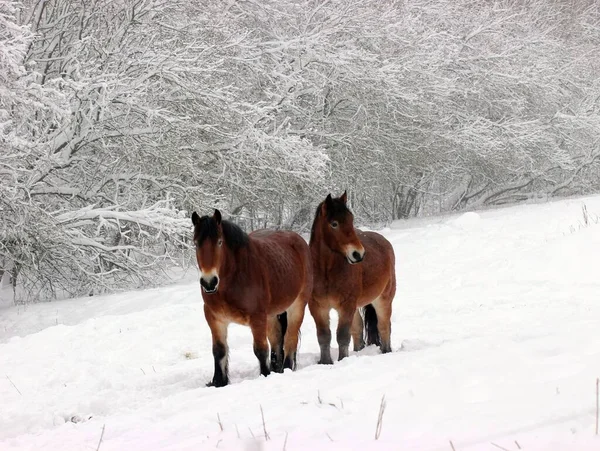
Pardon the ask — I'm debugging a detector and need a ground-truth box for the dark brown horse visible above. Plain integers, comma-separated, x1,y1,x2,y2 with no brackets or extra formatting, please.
308,192,396,364
191,209,312,387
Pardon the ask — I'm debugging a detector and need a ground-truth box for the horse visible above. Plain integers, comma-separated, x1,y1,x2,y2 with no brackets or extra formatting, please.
308,191,396,364
191,209,312,387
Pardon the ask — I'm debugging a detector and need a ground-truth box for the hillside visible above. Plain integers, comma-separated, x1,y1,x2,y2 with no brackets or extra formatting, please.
2,196,600,451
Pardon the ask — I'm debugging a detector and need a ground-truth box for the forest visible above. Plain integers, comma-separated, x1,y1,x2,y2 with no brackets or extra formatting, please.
2,0,600,301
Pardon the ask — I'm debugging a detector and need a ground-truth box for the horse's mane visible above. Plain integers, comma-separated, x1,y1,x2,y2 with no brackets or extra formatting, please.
309,197,350,243
195,215,249,250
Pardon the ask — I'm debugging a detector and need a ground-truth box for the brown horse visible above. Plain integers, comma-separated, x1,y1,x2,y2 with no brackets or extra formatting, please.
191,209,312,387
308,192,396,364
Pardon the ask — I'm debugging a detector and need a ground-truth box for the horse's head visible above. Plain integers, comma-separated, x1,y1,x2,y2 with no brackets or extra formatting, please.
191,209,226,294
313,191,365,264
191,209,249,294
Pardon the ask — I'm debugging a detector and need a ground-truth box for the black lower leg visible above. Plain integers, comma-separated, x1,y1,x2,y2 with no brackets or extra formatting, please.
207,342,228,387
337,323,351,360
254,344,271,377
352,310,365,352
380,328,392,353
270,348,284,373
283,351,297,370
353,335,365,352
317,328,333,364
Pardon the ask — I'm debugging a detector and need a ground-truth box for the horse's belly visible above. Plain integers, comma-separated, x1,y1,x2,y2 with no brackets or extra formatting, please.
268,276,302,312
262,243,307,312
356,281,387,307
313,266,387,309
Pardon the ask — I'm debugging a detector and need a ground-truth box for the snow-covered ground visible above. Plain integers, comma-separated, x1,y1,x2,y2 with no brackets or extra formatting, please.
2,195,600,451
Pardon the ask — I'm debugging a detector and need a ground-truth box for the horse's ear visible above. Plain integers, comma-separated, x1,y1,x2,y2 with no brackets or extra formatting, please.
191,211,200,226
213,209,222,225
340,190,347,204
322,193,333,216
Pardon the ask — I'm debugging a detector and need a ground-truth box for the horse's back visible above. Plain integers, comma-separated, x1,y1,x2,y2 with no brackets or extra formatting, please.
358,230,395,264
250,229,310,267
250,229,309,255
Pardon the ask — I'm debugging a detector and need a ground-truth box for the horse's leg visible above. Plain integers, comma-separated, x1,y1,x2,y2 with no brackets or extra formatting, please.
372,296,393,354
336,305,355,361
250,315,271,378
351,309,365,352
283,296,307,370
267,314,284,373
309,299,333,364
204,305,229,387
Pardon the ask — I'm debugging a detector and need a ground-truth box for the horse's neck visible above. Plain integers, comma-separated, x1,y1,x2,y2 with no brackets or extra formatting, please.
309,228,339,272
222,245,251,282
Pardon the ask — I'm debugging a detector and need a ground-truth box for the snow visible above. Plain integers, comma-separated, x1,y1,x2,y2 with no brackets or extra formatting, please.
447,211,481,229
2,195,600,451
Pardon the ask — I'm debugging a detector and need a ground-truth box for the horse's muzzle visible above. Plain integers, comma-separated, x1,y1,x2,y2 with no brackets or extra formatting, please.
347,249,365,264
200,275,219,293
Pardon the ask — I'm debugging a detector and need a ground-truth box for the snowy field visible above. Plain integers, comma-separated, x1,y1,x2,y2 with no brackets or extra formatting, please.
2,195,600,451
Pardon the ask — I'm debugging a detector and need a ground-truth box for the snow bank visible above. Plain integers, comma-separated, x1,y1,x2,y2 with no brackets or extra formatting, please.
448,211,482,229
2,196,600,450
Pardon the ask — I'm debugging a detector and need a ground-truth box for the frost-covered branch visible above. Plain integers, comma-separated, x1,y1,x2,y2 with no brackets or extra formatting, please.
3,0,600,302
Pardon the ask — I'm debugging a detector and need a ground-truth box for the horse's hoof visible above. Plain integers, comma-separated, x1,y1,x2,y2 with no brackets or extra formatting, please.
206,380,228,388
318,359,334,365
283,355,297,371
271,362,284,373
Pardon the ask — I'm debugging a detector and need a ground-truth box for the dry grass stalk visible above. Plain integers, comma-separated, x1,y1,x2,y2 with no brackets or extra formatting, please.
96,424,106,451
375,395,387,440
596,377,599,435
260,405,270,441
6,375,22,396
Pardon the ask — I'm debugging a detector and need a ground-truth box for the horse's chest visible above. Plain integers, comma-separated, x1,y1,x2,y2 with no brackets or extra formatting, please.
314,264,359,301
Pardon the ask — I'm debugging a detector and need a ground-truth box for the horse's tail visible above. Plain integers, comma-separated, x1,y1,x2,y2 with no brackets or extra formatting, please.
278,311,288,349
363,304,380,346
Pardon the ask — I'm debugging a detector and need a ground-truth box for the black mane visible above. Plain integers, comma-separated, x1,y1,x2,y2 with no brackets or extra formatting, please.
309,197,350,243
194,215,249,250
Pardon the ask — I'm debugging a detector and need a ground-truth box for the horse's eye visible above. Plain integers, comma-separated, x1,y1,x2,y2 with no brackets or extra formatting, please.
217,239,223,247
330,221,338,229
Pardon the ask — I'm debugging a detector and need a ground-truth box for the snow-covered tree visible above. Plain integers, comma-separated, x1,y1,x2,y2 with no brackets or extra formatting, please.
1,0,332,301
3,0,600,302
